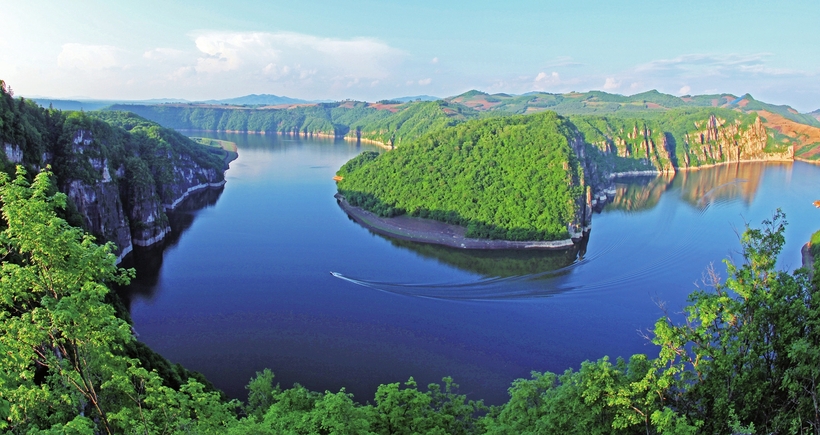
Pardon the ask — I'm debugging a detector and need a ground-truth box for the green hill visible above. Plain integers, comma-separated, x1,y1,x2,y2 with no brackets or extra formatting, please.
337,111,586,241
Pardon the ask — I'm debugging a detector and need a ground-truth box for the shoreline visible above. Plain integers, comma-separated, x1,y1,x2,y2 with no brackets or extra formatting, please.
335,193,586,250
177,128,394,149
342,135,392,149
608,158,798,179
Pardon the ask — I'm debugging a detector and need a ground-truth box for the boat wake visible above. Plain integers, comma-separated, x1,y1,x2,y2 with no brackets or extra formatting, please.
329,267,580,301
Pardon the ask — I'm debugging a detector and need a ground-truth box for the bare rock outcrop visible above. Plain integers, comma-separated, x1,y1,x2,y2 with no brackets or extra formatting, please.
683,116,793,166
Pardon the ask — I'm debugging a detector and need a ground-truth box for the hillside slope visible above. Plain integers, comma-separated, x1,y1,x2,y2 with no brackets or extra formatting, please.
110,89,820,165
0,81,229,259
337,112,589,241
573,108,793,172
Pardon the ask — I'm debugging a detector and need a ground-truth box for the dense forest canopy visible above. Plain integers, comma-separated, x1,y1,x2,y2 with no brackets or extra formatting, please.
337,111,587,241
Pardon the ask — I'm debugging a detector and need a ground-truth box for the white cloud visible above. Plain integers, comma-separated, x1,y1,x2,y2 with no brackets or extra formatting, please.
170,66,195,80
192,31,403,81
535,71,560,83
602,77,621,90
431,57,439,64
678,85,691,95
532,71,562,91
418,78,432,85
57,43,121,70
633,53,805,78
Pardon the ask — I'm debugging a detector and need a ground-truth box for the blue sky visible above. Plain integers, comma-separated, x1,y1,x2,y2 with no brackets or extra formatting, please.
3,0,819,110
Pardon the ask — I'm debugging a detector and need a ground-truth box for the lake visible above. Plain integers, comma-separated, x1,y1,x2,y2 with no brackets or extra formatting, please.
118,133,820,405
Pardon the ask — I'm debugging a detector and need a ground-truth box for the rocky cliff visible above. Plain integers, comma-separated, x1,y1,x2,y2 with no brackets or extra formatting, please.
0,88,230,262
573,109,795,182
680,115,792,167
61,129,135,260
52,118,230,261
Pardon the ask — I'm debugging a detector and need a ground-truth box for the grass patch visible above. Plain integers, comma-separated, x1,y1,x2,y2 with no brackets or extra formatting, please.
191,137,238,165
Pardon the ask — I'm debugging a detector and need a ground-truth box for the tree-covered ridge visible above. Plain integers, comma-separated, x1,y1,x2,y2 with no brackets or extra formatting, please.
105,87,820,166
107,103,340,136
106,99,479,148
571,108,771,171
350,100,479,146
337,111,586,241
0,84,225,187
89,111,225,173
448,89,820,125
2,171,818,433
0,85,218,177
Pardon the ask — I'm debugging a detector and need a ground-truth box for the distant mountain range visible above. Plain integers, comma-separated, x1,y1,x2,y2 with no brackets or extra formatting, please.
385,95,441,103
444,89,820,128
28,94,310,111
199,94,309,106
28,90,819,126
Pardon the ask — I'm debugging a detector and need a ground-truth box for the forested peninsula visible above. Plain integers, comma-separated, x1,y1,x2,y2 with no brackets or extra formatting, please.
337,112,591,243
334,106,800,245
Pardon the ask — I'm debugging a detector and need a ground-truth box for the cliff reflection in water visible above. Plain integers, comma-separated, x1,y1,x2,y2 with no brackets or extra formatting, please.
388,238,585,278
116,187,224,311
606,162,776,213
331,232,589,300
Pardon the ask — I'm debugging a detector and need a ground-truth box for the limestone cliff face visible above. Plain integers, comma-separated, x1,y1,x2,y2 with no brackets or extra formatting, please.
3,143,23,164
62,130,134,260
53,128,227,261
618,124,676,172
580,114,795,188
121,158,169,248
681,116,793,167
156,152,225,209
568,131,599,231
581,121,675,174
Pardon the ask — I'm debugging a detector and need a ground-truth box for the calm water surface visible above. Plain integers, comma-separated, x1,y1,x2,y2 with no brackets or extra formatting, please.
119,133,820,405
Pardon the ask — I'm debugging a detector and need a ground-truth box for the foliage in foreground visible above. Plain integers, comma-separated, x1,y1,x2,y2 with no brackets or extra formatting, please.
0,167,818,434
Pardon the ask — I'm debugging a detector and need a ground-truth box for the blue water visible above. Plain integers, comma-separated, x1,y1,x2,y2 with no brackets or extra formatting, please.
119,133,820,405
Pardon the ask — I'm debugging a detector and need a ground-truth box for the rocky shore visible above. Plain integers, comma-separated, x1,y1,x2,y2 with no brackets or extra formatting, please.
335,193,587,250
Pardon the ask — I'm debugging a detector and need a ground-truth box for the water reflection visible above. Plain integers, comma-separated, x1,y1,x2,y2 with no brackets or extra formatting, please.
329,225,591,300
342,162,778,295
676,162,770,209
606,173,674,212
607,162,781,213
116,187,224,311
387,237,585,278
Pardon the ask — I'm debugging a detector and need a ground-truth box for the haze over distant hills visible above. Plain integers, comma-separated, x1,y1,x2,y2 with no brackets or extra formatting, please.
27,94,311,111
30,89,819,119
386,95,441,103
28,93,445,111
200,94,309,106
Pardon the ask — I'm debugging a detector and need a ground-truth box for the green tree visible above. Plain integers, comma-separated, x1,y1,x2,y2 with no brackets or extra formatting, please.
0,167,240,434
0,167,135,433
653,210,820,434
